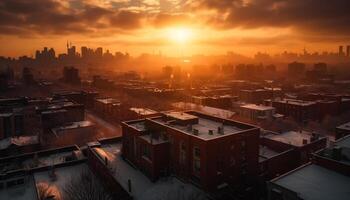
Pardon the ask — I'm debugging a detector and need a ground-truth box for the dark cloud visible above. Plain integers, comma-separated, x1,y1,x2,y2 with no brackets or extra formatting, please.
196,0,350,34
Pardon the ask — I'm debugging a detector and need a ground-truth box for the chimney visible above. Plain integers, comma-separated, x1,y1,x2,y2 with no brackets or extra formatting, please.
208,130,214,135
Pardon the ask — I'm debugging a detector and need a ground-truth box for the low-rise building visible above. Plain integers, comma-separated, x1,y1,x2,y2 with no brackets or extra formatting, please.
122,111,260,193
271,99,317,122
263,130,327,165
240,104,276,121
267,163,350,200
335,122,350,140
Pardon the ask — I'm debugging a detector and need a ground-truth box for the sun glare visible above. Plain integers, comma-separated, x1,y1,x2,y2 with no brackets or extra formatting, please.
168,27,192,44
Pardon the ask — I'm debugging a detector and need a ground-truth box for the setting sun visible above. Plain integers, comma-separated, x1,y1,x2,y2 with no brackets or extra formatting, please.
168,27,193,44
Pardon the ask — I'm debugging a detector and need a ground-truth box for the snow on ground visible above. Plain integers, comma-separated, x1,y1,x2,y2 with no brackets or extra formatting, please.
96,143,208,200
172,102,236,119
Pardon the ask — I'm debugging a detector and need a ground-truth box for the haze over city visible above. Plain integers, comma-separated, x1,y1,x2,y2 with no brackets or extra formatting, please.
1,0,350,57
0,1,350,200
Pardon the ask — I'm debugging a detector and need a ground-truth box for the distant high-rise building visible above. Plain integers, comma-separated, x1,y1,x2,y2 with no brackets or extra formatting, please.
95,47,103,59
81,46,88,58
339,45,344,56
347,45,350,57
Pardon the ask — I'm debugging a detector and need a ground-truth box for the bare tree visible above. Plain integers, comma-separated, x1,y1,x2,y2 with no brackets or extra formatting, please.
37,183,56,200
63,170,113,200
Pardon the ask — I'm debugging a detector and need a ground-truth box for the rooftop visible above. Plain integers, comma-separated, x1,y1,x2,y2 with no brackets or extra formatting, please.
130,108,158,116
165,111,198,121
259,145,280,162
153,114,246,141
271,164,350,200
274,99,316,106
265,131,322,147
52,121,94,134
95,98,120,105
335,135,350,148
0,136,39,150
240,104,275,111
336,122,350,131
0,147,83,174
127,121,147,131
172,102,236,119
93,142,207,200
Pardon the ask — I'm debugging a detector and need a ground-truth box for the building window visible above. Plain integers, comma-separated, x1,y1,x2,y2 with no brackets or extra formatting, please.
193,147,201,175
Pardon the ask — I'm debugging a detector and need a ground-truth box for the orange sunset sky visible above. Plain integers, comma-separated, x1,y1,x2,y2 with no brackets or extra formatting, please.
0,0,350,57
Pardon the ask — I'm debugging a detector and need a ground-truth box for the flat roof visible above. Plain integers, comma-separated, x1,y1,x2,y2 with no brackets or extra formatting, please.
0,136,39,150
1,149,80,174
94,143,207,200
172,102,236,119
274,99,316,106
127,121,146,131
130,108,157,116
165,111,198,121
265,131,320,147
241,104,275,111
52,121,94,134
271,164,350,200
259,145,280,162
153,115,245,140
336,122,350,131
95,98,120,105
335,135,350,148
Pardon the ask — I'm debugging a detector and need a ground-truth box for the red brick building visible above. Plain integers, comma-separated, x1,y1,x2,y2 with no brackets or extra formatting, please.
121,111,260,192
263,130,327,165
271,99,318,122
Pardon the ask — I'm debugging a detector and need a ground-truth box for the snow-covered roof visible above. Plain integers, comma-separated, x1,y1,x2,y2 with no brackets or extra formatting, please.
0,136,39,150
259,145,280,162
335,135,350,148
153,116,244,141
271,164,350,200
130,108,158,116
265,131,321,147
93,143,208,200
172,102,236,119
336,122,350,131
52,121,95,134
240,104,275,111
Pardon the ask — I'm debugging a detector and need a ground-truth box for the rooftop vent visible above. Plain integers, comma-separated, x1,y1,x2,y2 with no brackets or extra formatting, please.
218,126,224,135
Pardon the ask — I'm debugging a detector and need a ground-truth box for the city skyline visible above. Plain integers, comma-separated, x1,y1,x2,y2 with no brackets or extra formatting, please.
1,0,350,57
